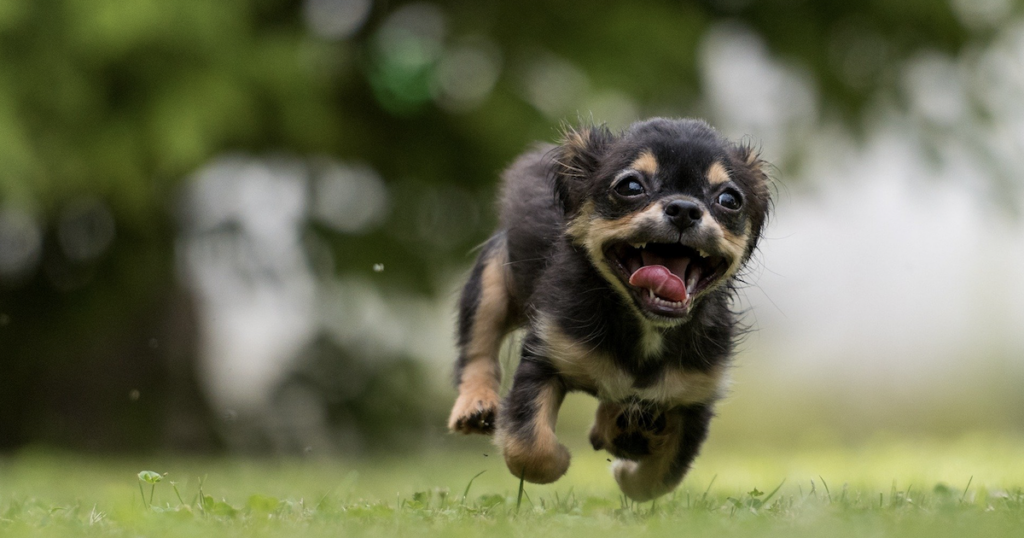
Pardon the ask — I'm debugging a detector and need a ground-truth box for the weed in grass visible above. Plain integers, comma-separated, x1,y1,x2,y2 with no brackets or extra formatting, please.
5,478,1023,538
136,470,163,508
2,444,1024,537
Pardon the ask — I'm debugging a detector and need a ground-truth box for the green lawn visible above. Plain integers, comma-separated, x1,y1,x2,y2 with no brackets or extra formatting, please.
2,433,1023,537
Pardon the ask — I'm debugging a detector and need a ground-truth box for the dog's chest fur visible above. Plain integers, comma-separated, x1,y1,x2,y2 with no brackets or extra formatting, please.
533,313,728,406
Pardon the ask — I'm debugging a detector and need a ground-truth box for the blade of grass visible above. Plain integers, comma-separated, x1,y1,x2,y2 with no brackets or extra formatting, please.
516,472,525,514
762,479,786,505
960,476,974,504
314,492,331,511
700,474,718,505
171,483,185,506
819,476,832,504
461,470,486,506
197,475,207,515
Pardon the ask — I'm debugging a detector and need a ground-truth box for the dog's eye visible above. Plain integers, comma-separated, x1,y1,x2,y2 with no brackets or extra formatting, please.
717,189,742,210
613,175,646,197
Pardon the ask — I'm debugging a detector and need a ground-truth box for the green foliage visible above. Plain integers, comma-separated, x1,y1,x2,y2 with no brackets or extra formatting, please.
0,0,341,221
0,0,1013,452
0,0,993,224
136,471,163,484
0,0,999,280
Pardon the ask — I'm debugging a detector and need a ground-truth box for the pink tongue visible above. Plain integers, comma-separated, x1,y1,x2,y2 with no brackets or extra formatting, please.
628,265,687,302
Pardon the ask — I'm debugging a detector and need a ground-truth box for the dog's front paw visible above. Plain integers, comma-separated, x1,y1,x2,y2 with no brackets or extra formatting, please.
589,401,667,459
500,436,571,484
448,389,500,434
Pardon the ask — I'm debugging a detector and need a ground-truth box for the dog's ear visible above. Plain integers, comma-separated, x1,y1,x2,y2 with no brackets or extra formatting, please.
733,142,769,184
553,124,614,215
730,141,773,254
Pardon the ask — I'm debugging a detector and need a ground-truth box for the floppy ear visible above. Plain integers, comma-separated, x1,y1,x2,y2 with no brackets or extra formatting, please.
553,124,614,215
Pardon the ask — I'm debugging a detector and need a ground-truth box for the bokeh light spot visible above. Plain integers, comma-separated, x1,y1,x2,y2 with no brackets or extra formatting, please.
0,207,42,282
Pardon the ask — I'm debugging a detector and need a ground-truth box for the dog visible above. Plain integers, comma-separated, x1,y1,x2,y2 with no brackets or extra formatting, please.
447,118,771,501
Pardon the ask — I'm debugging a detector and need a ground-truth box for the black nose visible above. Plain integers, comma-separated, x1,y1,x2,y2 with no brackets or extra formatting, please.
663,200,703,230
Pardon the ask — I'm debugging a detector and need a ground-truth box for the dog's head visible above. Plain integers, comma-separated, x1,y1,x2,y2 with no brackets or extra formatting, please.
555,118,771,326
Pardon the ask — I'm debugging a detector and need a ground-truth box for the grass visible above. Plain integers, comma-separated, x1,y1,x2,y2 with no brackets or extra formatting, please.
2,433,1024,537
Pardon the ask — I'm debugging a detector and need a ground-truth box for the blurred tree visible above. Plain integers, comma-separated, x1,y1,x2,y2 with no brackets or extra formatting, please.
0,0,349,451
0,0,1003,451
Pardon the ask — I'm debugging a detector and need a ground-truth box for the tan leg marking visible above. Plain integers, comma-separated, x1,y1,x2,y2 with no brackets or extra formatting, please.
497,384,570,484
449,249,510,434
612,410,685,501
587,400,622,451
448,360,502,433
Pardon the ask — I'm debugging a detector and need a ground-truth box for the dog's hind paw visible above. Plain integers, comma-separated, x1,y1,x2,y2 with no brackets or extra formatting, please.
448,389,500,434
500,436,571,484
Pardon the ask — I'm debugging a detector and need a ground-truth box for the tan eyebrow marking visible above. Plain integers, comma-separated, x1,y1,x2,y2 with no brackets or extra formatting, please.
630,150,658,176
707,161,731,186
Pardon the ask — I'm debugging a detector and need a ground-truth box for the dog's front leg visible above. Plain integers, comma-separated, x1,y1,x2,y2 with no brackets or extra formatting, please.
496,350,569,484
448,236,512,435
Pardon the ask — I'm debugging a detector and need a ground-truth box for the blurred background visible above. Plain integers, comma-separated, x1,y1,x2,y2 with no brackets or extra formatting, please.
0,0,1022,456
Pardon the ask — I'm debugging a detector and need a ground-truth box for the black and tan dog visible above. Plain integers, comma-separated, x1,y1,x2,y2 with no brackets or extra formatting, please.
448,118,771,501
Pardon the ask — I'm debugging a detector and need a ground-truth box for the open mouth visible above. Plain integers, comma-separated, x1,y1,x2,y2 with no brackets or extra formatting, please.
605,241,727,318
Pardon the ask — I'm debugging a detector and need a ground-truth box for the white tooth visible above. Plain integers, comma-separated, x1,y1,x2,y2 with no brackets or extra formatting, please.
648,289,655,299
686,270,700,292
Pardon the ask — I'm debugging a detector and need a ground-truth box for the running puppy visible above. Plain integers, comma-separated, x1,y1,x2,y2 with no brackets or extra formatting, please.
448,118,771,500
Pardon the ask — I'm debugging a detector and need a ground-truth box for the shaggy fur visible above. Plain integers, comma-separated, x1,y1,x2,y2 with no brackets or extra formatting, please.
448,118,771,500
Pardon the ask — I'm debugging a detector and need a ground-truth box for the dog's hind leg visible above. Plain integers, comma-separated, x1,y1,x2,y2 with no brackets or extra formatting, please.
612,404,714,501
448,234,514,435
496,341,570,484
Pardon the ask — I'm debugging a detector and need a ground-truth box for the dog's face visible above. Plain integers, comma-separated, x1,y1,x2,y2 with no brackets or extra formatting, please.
556,118,770,326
